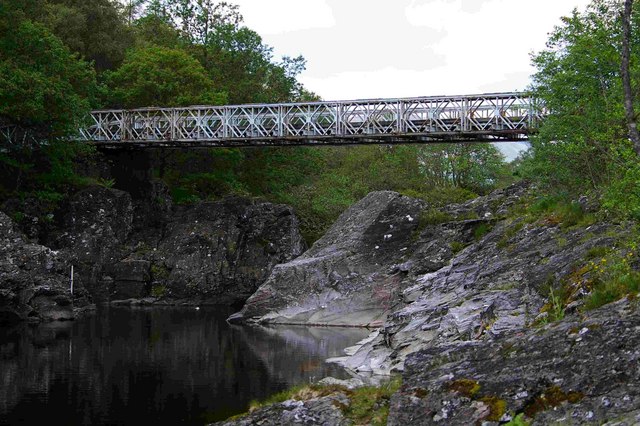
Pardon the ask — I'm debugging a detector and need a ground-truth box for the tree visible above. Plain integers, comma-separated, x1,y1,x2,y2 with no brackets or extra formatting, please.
149,0,242,66
105,46,226,108
167,0,242,45
0,3,99,198
621,0,640,154
138,0,307,104
122,0,146,24
525,0,640,219
206,25,306,103
132,14,183,49
0,7,97,139
527,2,627,191
43,0,135,72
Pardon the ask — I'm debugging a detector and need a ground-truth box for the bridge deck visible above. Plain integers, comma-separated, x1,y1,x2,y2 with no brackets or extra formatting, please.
1,92,544,148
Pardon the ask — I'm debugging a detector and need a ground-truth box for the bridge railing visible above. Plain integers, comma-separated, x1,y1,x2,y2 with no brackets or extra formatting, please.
78,92,544,146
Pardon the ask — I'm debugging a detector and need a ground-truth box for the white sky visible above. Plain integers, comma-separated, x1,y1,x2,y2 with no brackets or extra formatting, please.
232,0,593,101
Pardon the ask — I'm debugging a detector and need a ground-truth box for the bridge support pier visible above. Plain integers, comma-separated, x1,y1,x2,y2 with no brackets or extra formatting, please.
105,150,154,199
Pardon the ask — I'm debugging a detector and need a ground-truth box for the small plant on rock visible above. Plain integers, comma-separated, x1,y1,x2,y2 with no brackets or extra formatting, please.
473,222,492,240
548,286,565,321
151,284,167,298
450,241,467,254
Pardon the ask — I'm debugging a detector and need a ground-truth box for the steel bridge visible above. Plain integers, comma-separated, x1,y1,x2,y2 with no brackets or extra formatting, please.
2,92,545,148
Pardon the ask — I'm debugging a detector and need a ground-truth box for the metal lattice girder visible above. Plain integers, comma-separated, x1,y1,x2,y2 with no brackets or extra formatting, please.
70,92,548,148
0,122,40,148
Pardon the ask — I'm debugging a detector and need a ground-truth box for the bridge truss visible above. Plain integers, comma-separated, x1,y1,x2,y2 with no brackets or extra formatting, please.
3,93,545,149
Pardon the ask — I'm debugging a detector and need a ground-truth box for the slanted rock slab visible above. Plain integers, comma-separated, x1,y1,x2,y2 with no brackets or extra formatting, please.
229,191,425,326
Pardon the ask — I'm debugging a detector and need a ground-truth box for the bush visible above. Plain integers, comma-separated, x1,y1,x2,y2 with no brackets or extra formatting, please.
523,195,595,229
602,148,640,221
450,241,467,254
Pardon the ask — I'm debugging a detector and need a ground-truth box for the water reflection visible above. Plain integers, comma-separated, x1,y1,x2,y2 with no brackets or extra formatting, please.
0,306,369,425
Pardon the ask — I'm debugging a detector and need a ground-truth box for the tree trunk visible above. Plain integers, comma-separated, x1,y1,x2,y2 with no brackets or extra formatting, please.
621,0,640,155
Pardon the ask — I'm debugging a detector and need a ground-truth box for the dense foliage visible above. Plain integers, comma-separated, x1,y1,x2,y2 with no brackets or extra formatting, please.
0,2,97,139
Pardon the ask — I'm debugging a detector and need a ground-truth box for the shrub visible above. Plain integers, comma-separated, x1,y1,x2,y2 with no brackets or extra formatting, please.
419,208,453,226
524,195,595,229
450,241,466,254
151,285,167,298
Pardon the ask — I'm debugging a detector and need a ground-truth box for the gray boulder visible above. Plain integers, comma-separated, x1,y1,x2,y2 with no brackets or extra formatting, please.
343,221,615,374
330,188,617,375
229,185,530,328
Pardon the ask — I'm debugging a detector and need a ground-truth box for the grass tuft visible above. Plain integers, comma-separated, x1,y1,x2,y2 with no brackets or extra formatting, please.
243,377,402,425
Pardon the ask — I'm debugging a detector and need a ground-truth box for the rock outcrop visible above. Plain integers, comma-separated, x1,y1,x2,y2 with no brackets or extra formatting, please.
3,184,306,311
389,299,640,425
0,212,73,323
218,183,640,425
214,393,351,426
227,181,631,380
140,197,306,305
230,185,536,330
229,191,425,326
48,186,134,302
335,222,616,376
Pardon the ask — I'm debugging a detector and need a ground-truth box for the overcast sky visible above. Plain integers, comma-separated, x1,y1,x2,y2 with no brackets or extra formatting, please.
232,0,592,101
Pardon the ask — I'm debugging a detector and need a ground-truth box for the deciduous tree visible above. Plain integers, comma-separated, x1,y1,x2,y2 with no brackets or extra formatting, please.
43,0,135,72
0,6,97,139
105,46,226,107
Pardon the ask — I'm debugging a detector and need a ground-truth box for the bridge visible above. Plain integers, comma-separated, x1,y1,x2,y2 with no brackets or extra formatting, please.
2,92,545,148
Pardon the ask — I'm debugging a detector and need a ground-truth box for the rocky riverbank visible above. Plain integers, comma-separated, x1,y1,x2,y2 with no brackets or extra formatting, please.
230,182,620,373
0,211,74,323
222,182,640,424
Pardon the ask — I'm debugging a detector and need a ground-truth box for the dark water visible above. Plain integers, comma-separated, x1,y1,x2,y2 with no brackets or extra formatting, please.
0,306,369,425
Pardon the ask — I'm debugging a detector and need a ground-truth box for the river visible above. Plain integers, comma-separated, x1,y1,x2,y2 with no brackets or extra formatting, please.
0,306,370,425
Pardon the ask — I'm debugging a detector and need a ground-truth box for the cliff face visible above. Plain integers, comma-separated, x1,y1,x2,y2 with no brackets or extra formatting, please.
64,186,305,306
143,197,306,305
0,183,306,321
0,212,73,324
